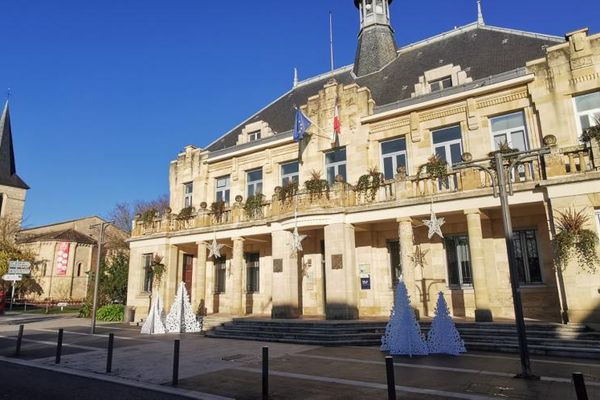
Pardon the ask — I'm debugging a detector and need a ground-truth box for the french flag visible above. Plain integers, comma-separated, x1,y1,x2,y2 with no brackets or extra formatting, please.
331,104,341,144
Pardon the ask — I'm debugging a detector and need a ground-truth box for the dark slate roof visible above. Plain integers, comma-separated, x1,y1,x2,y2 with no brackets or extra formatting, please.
0,102,29,189
206,23,562,153
17,228,97,245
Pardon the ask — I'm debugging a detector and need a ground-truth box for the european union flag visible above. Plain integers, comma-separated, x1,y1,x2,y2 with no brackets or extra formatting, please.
293,108,311,142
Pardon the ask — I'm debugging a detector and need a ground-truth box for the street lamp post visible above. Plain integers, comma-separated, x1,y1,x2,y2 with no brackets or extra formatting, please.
456,147,549,380
90,221,111,335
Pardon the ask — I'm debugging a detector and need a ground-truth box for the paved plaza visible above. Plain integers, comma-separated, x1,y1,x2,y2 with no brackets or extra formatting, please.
0,315,598,399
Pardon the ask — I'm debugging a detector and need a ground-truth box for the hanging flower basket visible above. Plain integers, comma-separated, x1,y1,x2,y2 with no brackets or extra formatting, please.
553,208,599,273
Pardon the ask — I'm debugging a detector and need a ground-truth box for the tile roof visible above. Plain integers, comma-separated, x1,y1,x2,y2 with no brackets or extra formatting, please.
17,228,97,245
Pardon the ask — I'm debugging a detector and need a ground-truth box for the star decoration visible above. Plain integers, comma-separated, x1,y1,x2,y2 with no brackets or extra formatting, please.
410,245,429,269
423,210,445,239
289,226,307,254
207,238,225,259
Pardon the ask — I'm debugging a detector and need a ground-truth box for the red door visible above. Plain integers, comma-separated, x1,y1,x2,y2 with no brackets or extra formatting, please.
183,255,194,296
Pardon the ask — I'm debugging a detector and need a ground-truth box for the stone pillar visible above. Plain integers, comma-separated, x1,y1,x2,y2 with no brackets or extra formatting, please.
323,223,358,319
465,209,493,322
271,229,300,318
397,217,417,312
165,245,179,310
231,237,245,315
193,241,208,315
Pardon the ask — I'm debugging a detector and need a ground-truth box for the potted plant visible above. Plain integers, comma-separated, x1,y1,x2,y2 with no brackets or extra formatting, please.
581,119,600,147
278,181,298,203
211,201,226,222
304,170,330,200
176,206,195,221
356,167,384,201
553,208,599,272
140,208,158,226
488,140,519,172
244,194,264,218
418,155,448,183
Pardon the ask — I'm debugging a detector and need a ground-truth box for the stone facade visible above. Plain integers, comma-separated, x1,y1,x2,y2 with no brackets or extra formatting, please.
127,17,600,327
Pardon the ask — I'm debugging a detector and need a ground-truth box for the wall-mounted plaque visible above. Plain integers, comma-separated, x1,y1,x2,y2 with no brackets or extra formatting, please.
331,254,343,270
273,258,283,273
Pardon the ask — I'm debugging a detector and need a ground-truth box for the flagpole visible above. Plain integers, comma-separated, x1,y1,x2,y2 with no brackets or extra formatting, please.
329,11,335,76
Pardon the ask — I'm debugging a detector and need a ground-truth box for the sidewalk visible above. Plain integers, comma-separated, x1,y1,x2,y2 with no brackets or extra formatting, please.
0,318,597,399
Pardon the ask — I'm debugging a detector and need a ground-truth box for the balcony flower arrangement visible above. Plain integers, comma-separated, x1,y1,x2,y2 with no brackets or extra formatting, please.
211,201,226,222
244,194,264,218
176,206,195,221
278,181,298,204
581,122,600,147
356,168,384,201
140,208,158,226
554,208,599,273
488,140,519,172
417,155,448,183
304,170,330,200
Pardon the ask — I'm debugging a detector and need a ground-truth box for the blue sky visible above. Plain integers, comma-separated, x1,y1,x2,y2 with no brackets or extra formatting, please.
2,0,598,227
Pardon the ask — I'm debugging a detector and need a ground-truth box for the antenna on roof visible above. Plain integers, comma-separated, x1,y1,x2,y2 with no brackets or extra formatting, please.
477,0,485,26
293,68,299,88
329,11,335,77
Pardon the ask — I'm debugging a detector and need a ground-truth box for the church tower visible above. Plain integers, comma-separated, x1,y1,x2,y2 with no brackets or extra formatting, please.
353,0,398,77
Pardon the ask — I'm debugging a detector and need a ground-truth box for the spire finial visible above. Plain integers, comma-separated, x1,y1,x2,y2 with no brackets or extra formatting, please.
6,88,10,102
293,68,299,88
477,0,485,26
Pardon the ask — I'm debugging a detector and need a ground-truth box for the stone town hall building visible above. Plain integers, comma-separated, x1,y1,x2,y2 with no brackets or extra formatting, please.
127,1,600,325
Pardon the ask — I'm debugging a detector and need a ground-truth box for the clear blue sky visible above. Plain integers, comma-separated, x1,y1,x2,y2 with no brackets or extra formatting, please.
2,0,598,227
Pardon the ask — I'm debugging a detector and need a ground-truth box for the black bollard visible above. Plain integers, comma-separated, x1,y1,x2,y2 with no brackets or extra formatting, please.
262,346,269,400
172,340,180,386
15,325,24,357
55,329,64,364
106,333,114,373
385,356,396,400
573,372,589,400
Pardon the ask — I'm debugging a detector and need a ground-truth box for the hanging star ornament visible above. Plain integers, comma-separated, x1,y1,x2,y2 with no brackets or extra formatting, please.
289,226,307,254
207,238,225,259
423,210,445,239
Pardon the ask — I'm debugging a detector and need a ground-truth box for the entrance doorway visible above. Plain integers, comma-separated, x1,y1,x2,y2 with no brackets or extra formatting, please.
182,254,193,296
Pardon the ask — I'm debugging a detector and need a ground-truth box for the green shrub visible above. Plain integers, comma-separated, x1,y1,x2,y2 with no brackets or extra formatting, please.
78,302,91,318
96,304,125,322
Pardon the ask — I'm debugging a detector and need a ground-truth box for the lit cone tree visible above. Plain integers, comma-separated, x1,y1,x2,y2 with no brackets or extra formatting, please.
381,277,429,357
141,289,166,335
427,292,466,355
165,282,202,333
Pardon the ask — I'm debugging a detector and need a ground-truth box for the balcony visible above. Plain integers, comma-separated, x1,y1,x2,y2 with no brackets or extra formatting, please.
132,144,599,238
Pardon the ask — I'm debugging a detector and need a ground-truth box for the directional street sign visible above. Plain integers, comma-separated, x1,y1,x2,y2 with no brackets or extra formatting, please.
8,261,31,275
2,274,22,282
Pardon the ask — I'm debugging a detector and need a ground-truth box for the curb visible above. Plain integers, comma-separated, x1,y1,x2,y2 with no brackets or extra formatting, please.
0,356,234,400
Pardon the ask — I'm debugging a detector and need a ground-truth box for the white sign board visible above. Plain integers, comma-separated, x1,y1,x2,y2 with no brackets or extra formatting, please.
8,261,31,275
2,274,22,282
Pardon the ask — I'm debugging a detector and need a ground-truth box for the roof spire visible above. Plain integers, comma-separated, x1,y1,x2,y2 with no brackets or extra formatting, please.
0,100,29,190
477,0,485,26
293,68,299,88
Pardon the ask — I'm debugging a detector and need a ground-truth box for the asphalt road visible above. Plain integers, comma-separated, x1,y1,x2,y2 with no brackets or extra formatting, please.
0,361,188,400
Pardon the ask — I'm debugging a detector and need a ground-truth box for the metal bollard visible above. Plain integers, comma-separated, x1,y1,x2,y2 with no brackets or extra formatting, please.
55,329,64,364
106,333,114,373
15,325,24,357
573,372,589,400
262,346,269,400
385,356,397,400
172,340,180,386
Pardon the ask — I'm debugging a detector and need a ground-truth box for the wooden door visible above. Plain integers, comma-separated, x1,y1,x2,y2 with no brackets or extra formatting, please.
183,254,194,296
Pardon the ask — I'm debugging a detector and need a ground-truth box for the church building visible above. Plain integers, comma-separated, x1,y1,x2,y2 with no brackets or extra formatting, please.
126,1,600,325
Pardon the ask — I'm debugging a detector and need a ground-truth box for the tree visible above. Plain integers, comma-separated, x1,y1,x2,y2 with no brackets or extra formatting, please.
106,194,170,233
427,292,466,355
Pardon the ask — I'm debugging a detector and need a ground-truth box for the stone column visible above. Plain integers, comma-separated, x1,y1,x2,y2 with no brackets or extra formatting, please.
271,229,300,318
193,241,208,315
231,237,245,315
465,209,493,322
323,223,358,319
165,245,179,310
397,217,417,312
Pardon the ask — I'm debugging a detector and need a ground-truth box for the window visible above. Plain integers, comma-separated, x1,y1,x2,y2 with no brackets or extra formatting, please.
142,253,154,293
445,236,473,287
281,161,299,187
215,176,230,204
247,169,263,197
325,147,347,185
248,130,261,142
246,253,260,293
388,241,402,286
574,91,600,133
430,76,452,93
381,138,407,180
183,182,193,208
76,263,82,277
214,256,227,293
513,230,542,284
491,111,529,152
433,125,463,166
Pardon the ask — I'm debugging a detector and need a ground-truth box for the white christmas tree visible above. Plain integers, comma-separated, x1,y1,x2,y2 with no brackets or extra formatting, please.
165,282,202,333
141,290,166,335
381,277,429,357
427,292,466,355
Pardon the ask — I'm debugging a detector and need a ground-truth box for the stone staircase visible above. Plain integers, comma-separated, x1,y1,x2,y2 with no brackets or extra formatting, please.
206,319,600,360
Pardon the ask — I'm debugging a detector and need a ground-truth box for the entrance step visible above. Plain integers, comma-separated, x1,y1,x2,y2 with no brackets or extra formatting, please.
206,319,600,360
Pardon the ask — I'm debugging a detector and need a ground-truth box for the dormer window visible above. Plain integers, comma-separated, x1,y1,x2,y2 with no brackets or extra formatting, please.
430,76,452,93
248,130,261,142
